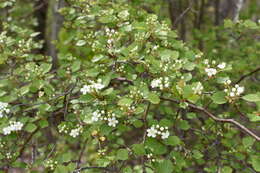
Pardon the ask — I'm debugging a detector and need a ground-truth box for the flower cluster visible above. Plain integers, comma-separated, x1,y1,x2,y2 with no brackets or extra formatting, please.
129,87,144,99
44,159,58,171
195,52,203,58
0,141,6,148
80,79,105,94
105,27,118,46
0,102,10,118
6,152,15,160
147,153,156,162
92,110,106,122
118,10,129,20
205,68,217,77
92,110,119,127
224,79,232,85
225,84,244,98
147,125,170,139
151,77,170,90
2,121,23,135
69,125,83,138
160,63,170,72
58,123,69,134
192,82,204,95
204,59,226,77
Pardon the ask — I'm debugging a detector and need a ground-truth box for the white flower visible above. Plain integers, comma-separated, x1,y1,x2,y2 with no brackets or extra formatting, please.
151,77,170,89
69,126,82,138
80,79,105,94
147,126,158,138
229,92,235,97
236,86,244,95
3,121,23,135
0,102,9,118
161,130,170,139
204,59,209,65
151,78,162,88
92,110,102,122
118,10,129,19
224,89,228,93
107,117,118,127
224,79,231,85
228,85,244,98
205,68,217,77
192,82,204,95
217,62,226,69
80,85,91,94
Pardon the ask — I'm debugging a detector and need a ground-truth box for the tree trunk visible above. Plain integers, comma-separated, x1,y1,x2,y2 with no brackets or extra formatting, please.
47,0,66,70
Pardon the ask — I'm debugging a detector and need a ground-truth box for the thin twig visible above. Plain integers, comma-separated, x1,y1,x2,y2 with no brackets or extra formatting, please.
160,97,260,141
72,166,114,173
141,102,150,173
76,138,88,169
236,67,260,84
63,82,77,118
174,2,193,26
16,128,40,160
11,82,77,111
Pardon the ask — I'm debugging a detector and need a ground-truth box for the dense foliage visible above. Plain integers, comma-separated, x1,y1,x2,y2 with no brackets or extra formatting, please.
0,0,259,172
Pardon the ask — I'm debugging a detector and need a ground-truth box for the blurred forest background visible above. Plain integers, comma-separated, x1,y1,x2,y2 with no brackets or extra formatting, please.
0,0,260,172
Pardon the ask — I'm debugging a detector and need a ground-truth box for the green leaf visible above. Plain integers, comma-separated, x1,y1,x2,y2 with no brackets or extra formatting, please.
147,92,160,104
122,166,132,173
132,144,146,156
76,40,86,46
116,149,129,160
71,60,81,72
40,63,52,74
179,120,190,130
164,136,181,146
133,120,143,128
155,160,173,173
211,91,227,104
118,98,133,107
24,123,37,133
242,137,255,148
20,85,30,95
145,138,167,155
247,113,260,122
183,62,195,71
160,49,179,61
224,19,234,28
92,54,107,63
193,150,203,159
242,93,260,102
61,152,72,163
251,155,260,172
221,166,232,173
38,119,49,128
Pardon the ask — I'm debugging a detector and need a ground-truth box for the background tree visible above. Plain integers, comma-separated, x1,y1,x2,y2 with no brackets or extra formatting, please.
0,0,259,172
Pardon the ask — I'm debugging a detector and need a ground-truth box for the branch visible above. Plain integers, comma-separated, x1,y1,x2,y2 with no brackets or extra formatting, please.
15,127,40,161
141,102,150,173
160,97,260,141
72,166,115,173
236,66,260,84
11,82,77,111
76,139,88,169
173,2,193,26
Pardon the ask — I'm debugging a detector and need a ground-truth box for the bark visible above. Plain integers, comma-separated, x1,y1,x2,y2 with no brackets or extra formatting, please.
219,0,244,23
47,0,66,70
168,0,180,28
34,0,48,54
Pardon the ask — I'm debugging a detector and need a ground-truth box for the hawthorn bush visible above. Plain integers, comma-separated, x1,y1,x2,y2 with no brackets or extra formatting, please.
0,0,259,172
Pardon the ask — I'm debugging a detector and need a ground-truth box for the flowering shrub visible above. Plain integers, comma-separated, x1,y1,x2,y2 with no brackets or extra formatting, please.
0,0,259,172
